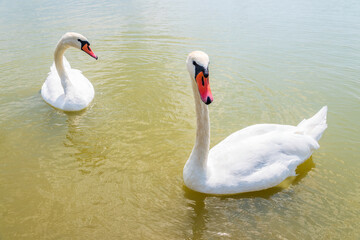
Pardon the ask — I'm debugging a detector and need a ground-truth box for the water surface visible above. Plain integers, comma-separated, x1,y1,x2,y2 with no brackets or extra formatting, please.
1,0,359,239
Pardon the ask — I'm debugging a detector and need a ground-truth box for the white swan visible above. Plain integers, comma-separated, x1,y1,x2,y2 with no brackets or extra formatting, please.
41,32,98,111
183,51,328,195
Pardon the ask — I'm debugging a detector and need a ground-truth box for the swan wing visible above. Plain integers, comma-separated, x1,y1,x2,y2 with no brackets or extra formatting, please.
67,67,94,103
41,57,94,111
41,60,66,106
207,124,319,193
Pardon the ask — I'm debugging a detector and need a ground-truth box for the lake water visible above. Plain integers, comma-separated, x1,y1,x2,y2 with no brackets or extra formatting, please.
1,0,359,239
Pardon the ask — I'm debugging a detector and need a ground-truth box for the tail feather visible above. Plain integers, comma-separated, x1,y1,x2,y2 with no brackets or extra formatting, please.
297,106,328,141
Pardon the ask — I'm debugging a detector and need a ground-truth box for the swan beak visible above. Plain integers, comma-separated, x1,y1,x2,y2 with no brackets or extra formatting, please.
196,71,213,105
81,43,98,60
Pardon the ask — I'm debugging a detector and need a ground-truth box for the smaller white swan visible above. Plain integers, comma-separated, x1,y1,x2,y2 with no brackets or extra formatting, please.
183,51,328,195
41,32,98,111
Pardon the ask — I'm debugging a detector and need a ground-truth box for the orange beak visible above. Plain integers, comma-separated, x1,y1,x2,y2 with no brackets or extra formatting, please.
81,43,98,60
196,71,213,105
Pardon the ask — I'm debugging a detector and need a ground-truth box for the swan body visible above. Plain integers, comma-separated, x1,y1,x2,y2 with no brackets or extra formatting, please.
41,32,98,111
183,51,328,195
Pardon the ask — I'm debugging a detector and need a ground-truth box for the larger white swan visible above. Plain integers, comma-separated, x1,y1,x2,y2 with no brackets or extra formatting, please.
41,32,98,111
183,51,327,195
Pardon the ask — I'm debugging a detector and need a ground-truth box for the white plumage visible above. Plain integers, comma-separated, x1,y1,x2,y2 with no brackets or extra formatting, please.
41,32,97,112
183,51,327,195
42,57,94,111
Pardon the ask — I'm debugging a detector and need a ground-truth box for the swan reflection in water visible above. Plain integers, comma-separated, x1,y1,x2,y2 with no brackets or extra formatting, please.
64,111,110,174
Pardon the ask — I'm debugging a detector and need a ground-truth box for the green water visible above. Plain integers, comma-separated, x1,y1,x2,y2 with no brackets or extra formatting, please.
1,0,359,239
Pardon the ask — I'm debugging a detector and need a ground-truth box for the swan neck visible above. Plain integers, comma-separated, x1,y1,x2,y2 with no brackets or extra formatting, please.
192,80,210,169
54,41,71,94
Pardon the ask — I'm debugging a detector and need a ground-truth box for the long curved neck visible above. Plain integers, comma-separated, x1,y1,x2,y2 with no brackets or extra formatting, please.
54,41,71,94
191,80,210,169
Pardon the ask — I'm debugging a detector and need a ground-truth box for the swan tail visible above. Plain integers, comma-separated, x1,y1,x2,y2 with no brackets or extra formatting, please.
297,106,328,142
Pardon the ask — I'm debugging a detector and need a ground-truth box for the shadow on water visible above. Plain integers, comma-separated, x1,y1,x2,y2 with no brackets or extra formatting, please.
183,157,316,239
183,189,208,240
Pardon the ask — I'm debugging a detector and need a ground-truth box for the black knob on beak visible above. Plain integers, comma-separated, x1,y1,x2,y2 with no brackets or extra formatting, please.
206,96,212,105
203,68,209,78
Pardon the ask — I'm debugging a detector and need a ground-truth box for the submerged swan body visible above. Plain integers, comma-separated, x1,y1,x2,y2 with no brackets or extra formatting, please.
183,51,328,195
41,32,98,111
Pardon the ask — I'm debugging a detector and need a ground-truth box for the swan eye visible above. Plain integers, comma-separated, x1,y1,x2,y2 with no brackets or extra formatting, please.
193,61,197,66
77,39,90,48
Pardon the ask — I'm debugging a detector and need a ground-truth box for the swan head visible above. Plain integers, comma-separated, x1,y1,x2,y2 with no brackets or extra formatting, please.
186,51,213,105
60,32,98,60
